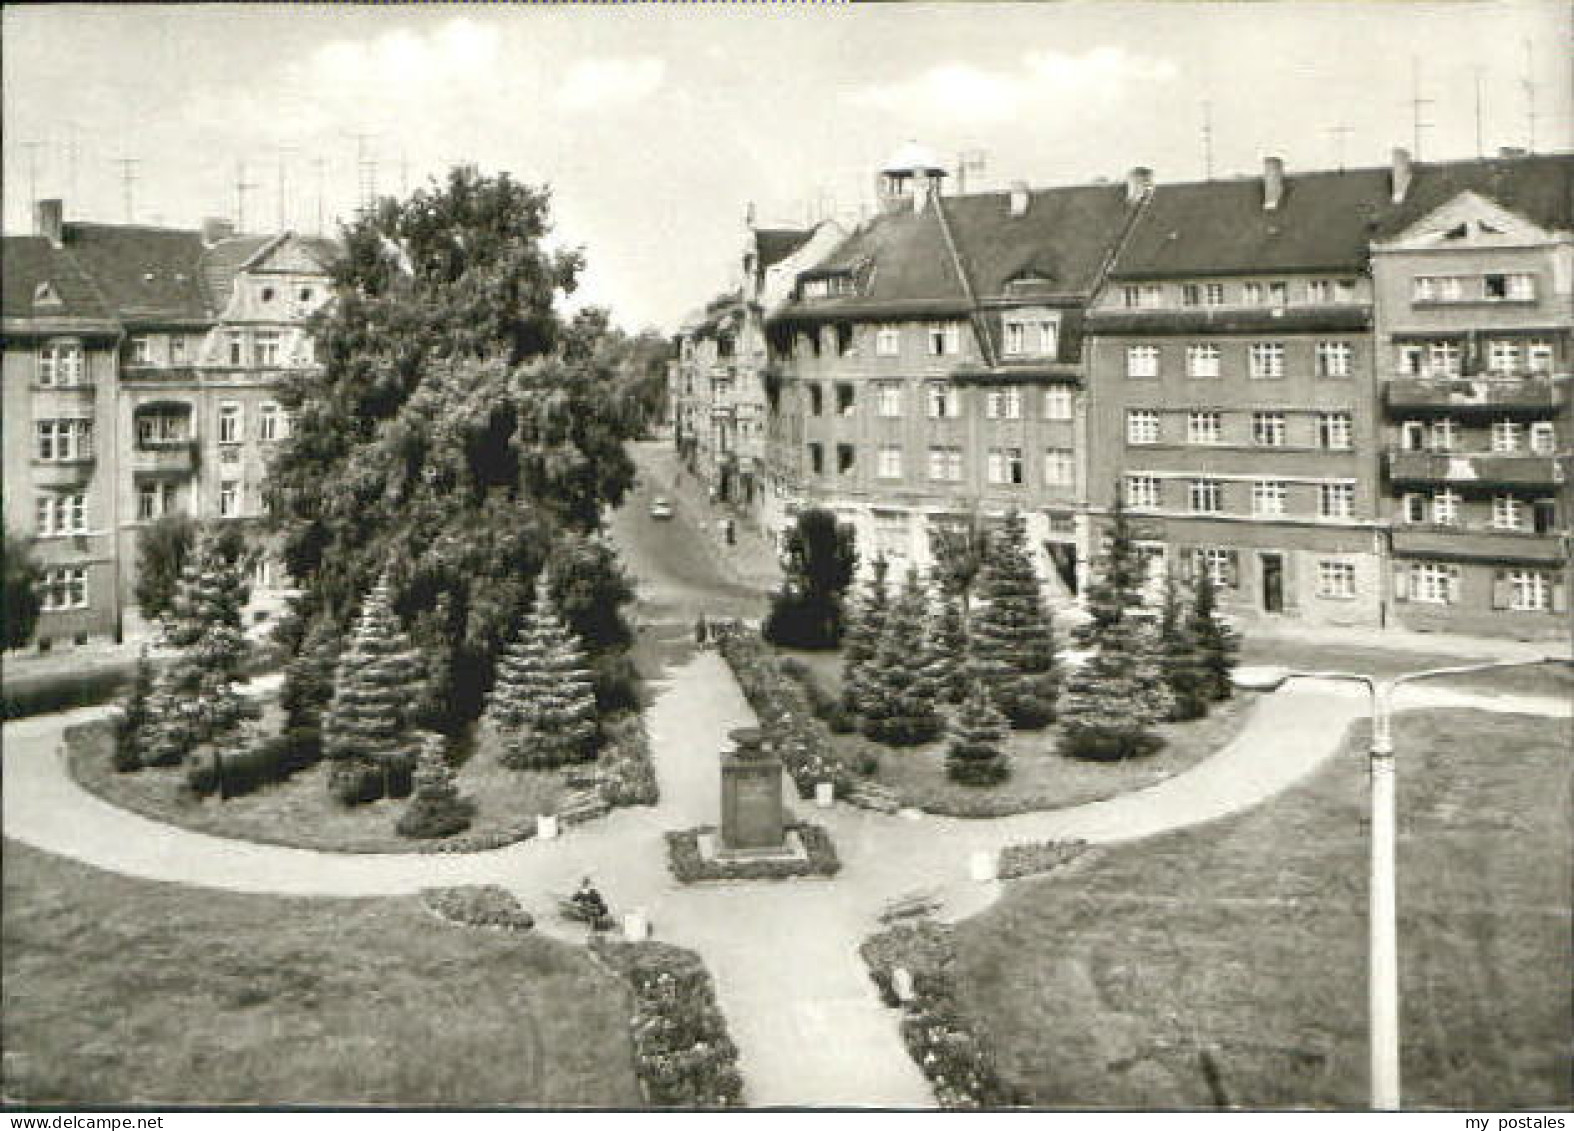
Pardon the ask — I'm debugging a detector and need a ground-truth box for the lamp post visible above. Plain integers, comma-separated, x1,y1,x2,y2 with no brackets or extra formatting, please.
1267,655,1567,1110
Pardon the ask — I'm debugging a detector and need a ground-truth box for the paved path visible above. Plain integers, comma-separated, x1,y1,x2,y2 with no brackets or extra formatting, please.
4,651,1567,1107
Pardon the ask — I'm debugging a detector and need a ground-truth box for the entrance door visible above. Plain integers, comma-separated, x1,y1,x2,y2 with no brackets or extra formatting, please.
1260,552,1285,614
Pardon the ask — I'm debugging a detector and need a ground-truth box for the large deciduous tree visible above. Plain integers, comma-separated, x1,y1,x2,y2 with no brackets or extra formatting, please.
2,533,42,651
762,508,858,650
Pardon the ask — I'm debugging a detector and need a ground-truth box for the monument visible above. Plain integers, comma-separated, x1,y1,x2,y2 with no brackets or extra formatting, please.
718,727,786,854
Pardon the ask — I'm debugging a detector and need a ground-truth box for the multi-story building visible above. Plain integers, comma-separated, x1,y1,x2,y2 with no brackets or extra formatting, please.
1370,152,1572,638
2,201,335,650
764,144,1148,591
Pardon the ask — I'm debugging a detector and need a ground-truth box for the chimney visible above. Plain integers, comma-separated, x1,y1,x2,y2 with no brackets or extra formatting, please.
1390,147,1413,204
1262,156,1285,211
1008,180,1030,217
34,199,64,248
201,216,236,247
1125,167,1153,204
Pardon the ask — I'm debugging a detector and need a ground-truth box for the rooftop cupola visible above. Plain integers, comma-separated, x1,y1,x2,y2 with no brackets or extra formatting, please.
876,140,948,214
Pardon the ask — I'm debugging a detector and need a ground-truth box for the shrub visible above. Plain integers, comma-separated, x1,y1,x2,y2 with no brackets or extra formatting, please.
421,885,534,932
327,759,386,806
591,651,642,717
397,734,475,840
592,940,744,1107
1,666,131,721
946,674,1011,786
597,715,659,808
996,839,1091,881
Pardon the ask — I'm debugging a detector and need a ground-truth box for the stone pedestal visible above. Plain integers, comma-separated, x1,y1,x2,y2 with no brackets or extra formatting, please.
719,727,786,854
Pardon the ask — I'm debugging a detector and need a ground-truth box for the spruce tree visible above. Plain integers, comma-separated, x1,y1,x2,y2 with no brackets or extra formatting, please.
396,732,474,839
1189,568,1241,702
114,647,153,771
1059,495,1172,761
858,569,943,747
138,529,251,766
1159,573,1210,722
946,667,1011,785
930,582,969,705
322,574,427,802
969,511,1059,729
841,554,891,713
484,577,599,770
279,616,340,770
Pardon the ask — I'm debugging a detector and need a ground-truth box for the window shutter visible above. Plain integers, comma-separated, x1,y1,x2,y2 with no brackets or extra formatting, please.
1226,550,1241,588
1392,565,1409,602
1490,570,1511,611
1553,581,1567,614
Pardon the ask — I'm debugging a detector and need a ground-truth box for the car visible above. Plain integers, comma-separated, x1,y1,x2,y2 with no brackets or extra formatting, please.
649,497,673,520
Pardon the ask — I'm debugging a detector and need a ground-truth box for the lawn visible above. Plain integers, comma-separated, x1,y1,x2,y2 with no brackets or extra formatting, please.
67,699,564,854
0,841,641,1106
1240,637,1574,700
951,708,1572,1110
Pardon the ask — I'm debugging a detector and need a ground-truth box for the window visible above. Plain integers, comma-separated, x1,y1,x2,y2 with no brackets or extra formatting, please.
1187,411,1222,445
836,384,856,416
1317,412,1353,450
1182,284,1202,307
1005,322,1026,355
1317,560,1357,599
1413,276,1463,303
137,481,178,521
1121,285,1143,309
807,443,824,475
1316,341,1353,378
1004,318,1057,356
1043,448,1074,487
259,402,280,442
1268,281,1288,307
1248,342,1284,379
1309,279,1355,304
1245,281,1286,306
926,382,960,419
1251,480,1287,517
1530,422,1557,454
226,331,245,366
1318,482,1355,519
877,445,903,479
928,322,961,356
1244,282,1265,305
219,480,241,518
35,493,87,536
1126,409,1160,445
1251,412,1287,447
1408,562,1457,604
876,382,902,418
39,567,88,611
928,446,962,482
1043,386,1074,420
1484,273,1535,301
1398,343,1425,376
1402,493,1427,524
1527,340,1554,373
1186,344,1221,378
836,444,855,474
1426,341,1462,377
35,419,93,462
875,325,901,357
37,340,85,386
808,385,823,416
1487,340,1521,374
137,411,189,446
170,335,187,364
1126,345,1159,378
1429,419,1458,452
1202,283,1225,306
987,447,1024,486
985,387,1023,420
1491,421,1523,453
1431,489,1460,526
1492,494,1525,531
1194,548,1235,588
254,330,282,367
1504,569,1553,612
218,403,242,444
1035,320,1058,356
254,557,274,590
128,335,153,366
1125,474,1161,509
1189,478,1223,513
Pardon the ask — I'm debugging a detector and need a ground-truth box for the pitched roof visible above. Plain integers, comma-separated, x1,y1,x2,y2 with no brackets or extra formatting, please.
198,234,280,312
754,228,814,272
58,223,211,324
1108,153,1574,280
1,235,115,327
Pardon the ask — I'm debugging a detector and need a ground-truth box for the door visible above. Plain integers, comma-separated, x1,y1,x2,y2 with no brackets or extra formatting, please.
1261,552,1285,614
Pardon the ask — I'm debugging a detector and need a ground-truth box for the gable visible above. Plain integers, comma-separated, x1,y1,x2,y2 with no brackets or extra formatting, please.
246,234,334,276
1375,190,1558,251
33,281,63,308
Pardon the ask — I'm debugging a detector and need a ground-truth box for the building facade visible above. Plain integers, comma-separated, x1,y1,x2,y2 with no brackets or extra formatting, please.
2,201,335,650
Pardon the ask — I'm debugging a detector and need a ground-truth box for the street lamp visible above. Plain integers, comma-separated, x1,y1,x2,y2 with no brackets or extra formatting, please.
1251,655,1569,1111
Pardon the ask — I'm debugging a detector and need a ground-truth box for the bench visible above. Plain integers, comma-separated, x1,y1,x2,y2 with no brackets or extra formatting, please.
879,886,942,924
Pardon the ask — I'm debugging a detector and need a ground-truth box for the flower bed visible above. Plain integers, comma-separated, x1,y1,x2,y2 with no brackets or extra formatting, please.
713,627,855,799
597,714,660,808
860,920,1025,1109
995,839,1092,881
665,823,840,883
421,885,535,932
591,939,744,1108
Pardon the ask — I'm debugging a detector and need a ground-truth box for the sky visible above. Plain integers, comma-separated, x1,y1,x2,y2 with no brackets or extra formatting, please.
3,1,1570,332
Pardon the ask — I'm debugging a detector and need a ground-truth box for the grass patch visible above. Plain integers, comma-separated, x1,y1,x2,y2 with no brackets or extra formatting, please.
952,708,1572,1109
859,692,1260,818
67,702,564,855
1240,638,1574,699
1,841,641,1106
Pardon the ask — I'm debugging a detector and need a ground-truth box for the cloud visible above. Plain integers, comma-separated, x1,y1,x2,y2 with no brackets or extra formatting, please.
847,46,1176,122
555,57,666,111
311,18,501,94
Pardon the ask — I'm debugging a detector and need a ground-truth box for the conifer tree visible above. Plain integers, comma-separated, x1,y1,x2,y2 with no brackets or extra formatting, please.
857,569,943,747
841,554,891,713
946,666,1011,785
1189,568,1241,702
969,511,1059,729
930,582,969,704
322,573,427,801
279,616,340,770
484,577,599,769
1159,573,1210,722
1059,495,1172,760
114,647,154,771
396,732,474,839
138,529,251,766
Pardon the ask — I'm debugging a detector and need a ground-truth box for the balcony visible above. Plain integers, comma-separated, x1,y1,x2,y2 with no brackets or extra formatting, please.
31,458,94,488
1385,376,1566,414
1387,450,1563,489
130,442,198,477
1391,526,1566,565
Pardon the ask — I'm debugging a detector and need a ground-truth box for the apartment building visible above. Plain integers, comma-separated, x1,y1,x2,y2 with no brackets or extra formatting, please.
1370,152,1573,639
763,144,1147,591
2,201,335,649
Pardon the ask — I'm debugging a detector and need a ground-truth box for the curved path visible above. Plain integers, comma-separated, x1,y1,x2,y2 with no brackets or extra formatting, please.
4,653,1566,1107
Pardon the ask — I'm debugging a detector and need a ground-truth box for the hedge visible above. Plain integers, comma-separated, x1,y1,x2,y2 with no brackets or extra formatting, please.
995,839,1091,881
2,642,282,721
592,939,744,1108
421,885,535,932
665,823,840,883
